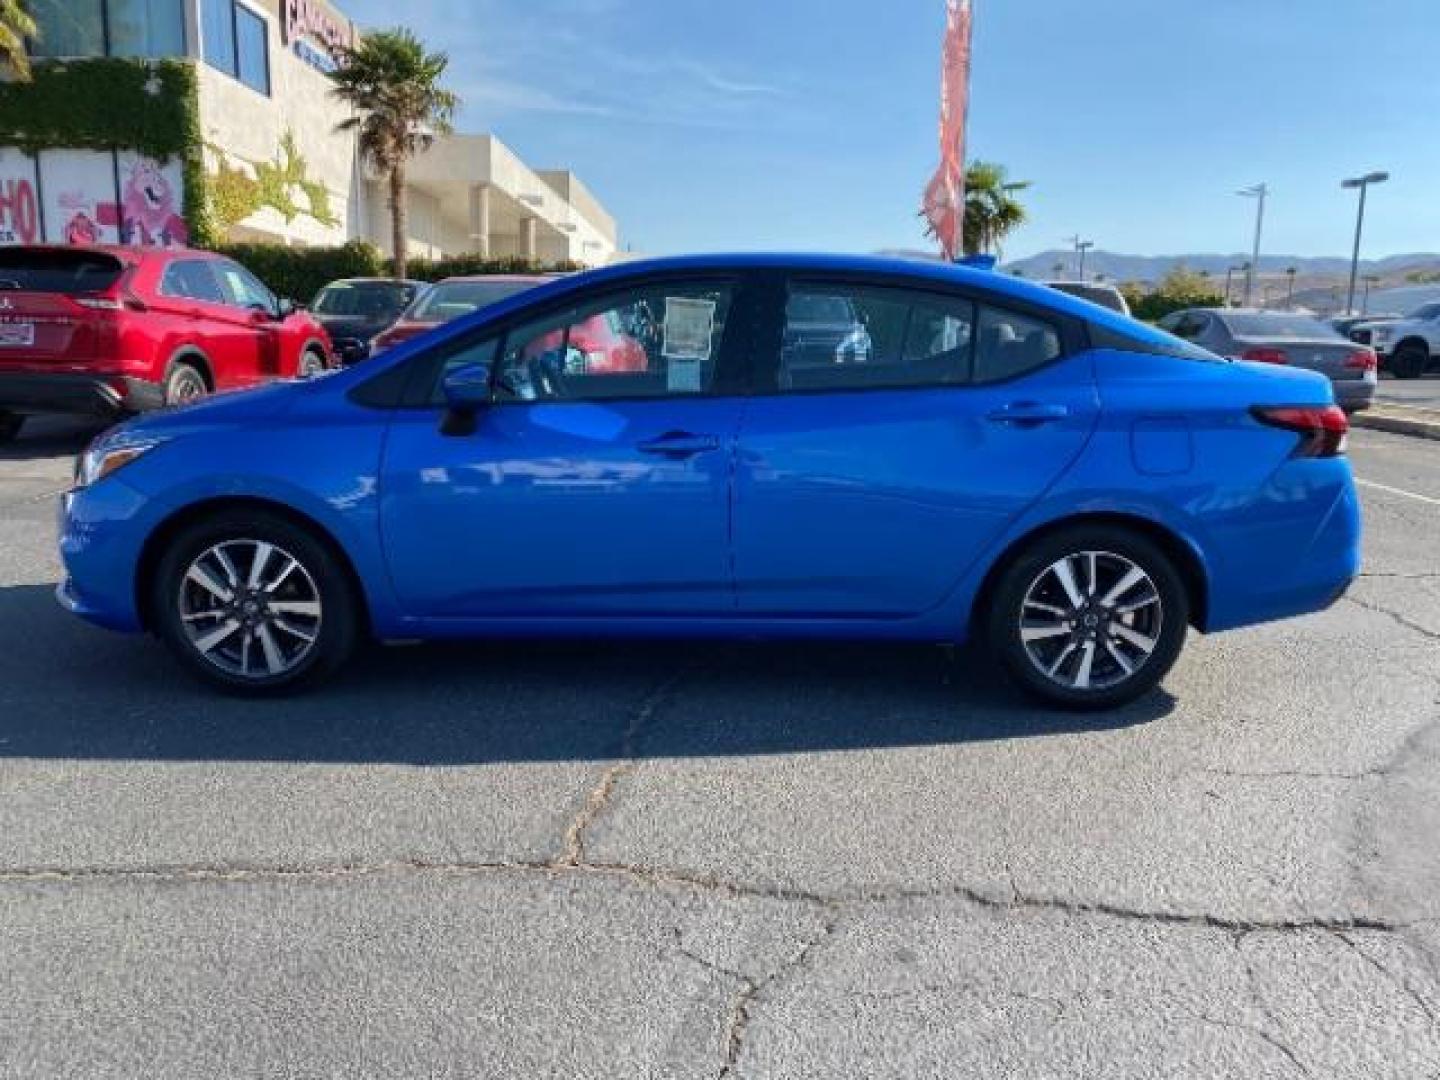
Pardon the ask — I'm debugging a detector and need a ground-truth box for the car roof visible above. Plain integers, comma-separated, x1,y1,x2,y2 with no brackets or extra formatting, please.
325,277,425,286
0,243,189,265
436,274,551,284
546,252,1139,326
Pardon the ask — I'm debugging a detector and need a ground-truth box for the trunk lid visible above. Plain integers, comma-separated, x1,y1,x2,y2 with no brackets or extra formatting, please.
1234,336,1366,381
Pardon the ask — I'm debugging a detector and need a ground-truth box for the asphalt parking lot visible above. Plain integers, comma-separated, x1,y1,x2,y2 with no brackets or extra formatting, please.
1377,372,1440,410
2,417,1438,1078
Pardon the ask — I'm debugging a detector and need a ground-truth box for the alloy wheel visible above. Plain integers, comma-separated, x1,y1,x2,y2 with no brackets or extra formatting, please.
168,369,207,404
177,539,323,679
1018,550,1163,692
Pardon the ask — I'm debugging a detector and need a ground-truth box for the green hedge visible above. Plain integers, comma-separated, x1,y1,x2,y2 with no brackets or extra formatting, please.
212,242,586,303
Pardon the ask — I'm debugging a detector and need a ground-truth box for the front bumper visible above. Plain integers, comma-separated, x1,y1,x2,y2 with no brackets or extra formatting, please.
56,478,157,633
0,373,165,417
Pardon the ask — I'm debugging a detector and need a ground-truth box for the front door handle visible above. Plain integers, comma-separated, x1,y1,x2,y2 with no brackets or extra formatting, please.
638,431,721,459
986,402,1070,426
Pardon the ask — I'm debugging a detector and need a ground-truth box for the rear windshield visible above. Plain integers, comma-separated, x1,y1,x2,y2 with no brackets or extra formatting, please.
1221,312,1336,337
312,280,418,318
0,249,124,294
409,280,537,322
1046,282,1128,313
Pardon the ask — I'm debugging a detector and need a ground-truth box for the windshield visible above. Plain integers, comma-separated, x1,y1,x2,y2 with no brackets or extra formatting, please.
0,249,124,294
311,281,417,319
409,280,538,322
1221,312,1336,337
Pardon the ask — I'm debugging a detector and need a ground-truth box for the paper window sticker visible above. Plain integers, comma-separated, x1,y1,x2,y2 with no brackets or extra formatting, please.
662,297,717,361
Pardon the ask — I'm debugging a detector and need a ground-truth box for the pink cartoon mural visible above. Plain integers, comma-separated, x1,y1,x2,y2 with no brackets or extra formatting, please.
119,157,189,248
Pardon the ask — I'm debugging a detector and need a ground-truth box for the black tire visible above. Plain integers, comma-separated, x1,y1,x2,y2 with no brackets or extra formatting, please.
151,509,360,695
1390,342,1429,380
0,411,23,445
164,360,210,405
985,524,1190,711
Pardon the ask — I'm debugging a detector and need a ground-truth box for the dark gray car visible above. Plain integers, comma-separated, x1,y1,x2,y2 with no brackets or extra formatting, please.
1157,308,1376,411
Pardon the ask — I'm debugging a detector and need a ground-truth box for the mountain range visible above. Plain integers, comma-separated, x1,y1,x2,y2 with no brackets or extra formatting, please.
1001,250,1440,285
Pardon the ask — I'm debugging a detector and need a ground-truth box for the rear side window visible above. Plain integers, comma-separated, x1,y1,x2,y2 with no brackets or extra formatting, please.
780,284,974,391
0,249,124,294
161,260,226,303
974,305,1062,383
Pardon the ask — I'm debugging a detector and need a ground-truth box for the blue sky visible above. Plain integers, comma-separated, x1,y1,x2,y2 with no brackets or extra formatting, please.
342,0,1440,260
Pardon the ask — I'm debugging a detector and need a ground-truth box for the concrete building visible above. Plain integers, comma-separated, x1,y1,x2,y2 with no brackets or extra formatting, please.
4,0,618,263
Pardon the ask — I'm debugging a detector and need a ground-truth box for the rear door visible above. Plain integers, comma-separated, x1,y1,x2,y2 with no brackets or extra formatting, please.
0,248,125,373
734,275,1100,616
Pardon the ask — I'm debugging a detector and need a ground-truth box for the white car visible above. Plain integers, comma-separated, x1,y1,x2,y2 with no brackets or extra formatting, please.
1043,281,1131,316
1353,301,1440,379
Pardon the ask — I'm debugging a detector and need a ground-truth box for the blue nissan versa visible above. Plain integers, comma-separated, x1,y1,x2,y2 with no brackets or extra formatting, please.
57,255,1361,709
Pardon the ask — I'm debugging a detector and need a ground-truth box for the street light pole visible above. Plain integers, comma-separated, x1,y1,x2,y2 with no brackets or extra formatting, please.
1224,267,1236,306
1065,235,1094,281
1237,183,1268,307
1342,171,1390,315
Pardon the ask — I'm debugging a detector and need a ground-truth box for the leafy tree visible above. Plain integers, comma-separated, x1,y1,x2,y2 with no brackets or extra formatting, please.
962,161,1030,256
1124,265,1226,322
329,29,458,279
0,0,36,81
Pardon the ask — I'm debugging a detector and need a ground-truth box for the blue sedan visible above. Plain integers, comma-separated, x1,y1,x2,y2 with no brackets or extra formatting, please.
58,254,1361,709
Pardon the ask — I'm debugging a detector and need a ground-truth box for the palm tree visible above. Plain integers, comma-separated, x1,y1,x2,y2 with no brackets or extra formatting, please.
0,0,37,81
962,161,1030,257
329,29,457,279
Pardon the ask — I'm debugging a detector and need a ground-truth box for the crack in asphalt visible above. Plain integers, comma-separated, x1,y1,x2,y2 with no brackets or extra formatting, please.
1336,931,1440,1026
556,669,690,868
1343,594,1440,641
1197,767,1389,783
1230,931,1315,1079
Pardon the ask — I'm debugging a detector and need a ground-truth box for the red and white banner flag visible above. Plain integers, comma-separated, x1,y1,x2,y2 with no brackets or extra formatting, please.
922,0,973,261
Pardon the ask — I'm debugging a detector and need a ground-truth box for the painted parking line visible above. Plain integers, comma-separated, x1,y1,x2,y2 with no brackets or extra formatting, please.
1356,478,1440,508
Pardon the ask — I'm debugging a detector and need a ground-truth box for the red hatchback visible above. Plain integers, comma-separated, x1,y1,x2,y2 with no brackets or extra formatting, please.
0,246,333,442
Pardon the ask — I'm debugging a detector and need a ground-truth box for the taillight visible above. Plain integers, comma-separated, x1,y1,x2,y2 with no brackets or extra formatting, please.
1343,348,1377,372
1251,405,1349,458
1242,347,1289,365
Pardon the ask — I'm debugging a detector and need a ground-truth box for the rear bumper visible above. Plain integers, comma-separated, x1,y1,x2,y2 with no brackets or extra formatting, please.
0,373,165,417
1333,379,1376,411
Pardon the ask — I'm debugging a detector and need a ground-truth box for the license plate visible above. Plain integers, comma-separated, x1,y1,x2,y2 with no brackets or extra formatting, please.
0,322,34,347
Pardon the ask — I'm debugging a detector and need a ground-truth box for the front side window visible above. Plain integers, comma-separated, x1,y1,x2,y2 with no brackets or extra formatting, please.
28,0,105,56
493,282,733,402
780,283,974,391
974,305,1062,383
215,261,275,312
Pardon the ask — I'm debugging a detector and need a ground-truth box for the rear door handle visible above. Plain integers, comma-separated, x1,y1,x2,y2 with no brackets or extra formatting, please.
986,402,1070,426
638,431,721,459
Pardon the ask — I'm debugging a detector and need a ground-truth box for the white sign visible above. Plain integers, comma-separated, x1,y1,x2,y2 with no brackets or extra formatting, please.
0,149,40,245
38,149,120,245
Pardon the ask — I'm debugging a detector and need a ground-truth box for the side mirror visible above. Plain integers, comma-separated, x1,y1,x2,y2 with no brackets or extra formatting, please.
440,362,492,435
277,298,298,318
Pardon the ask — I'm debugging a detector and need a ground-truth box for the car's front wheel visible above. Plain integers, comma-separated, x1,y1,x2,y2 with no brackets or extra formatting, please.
152,509,360,695
986,525,1189,710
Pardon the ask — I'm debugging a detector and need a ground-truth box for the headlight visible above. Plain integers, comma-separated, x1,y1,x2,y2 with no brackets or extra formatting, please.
75,438,165,489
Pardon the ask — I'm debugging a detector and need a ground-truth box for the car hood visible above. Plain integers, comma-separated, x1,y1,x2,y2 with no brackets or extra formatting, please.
315,314,392,339
106,378,311,444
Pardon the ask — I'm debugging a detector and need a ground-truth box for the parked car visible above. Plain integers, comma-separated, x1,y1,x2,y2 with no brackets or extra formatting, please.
309,277,423,365
781,292,874,369
370,275,548,352
1351,301,1440,379
57,254,1359,709
1156,308,1376,411
1331,313,1400,340
0,245,331,442
1044,280,1131,316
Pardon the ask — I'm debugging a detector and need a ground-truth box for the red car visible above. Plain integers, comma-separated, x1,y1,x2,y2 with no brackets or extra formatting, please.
0,245,332,442
525,310,649,373
370,274,550,352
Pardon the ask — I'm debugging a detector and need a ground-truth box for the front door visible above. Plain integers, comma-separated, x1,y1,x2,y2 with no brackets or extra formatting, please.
734,277,1100,616
379,277,750,618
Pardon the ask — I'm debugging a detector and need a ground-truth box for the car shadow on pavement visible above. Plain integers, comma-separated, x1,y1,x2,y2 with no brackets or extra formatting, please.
0,417,107,462
0,583,1174,765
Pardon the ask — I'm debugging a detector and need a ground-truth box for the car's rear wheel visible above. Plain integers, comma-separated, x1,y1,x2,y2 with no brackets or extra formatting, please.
1390,342,1429,380
986,525,1189,710
0,411,23,445
152,510,360,695
298,347,327,378
164,361,209,405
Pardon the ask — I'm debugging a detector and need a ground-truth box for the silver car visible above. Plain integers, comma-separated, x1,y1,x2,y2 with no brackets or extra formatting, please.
1157,308,1376,411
